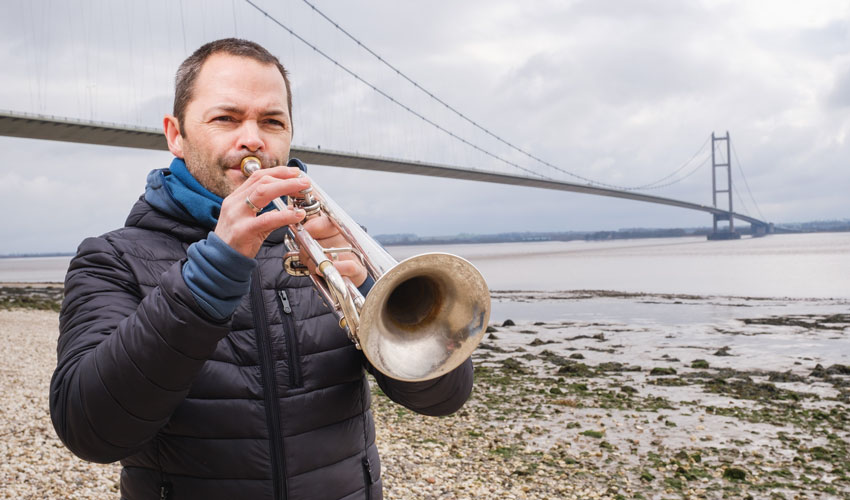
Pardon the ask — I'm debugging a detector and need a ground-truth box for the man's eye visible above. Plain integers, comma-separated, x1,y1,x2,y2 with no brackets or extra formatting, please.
265,119,285,128
214,116,235,122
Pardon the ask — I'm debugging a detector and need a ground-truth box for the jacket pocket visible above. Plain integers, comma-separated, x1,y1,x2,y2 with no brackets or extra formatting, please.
276,289,302,387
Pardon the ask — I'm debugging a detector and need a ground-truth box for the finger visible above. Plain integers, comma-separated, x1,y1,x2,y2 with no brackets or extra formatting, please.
295,245,366,286
230,165,305,201
332,259,368,287
244,175,311,210
250,207,307,235
238,165,304,188
302,216,353,250
301,215,341,240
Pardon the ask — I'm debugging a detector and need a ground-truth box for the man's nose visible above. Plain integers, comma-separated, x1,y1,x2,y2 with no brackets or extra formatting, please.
237,121,264,152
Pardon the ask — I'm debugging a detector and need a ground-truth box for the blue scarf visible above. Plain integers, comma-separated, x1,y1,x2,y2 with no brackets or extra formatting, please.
147,157,309,231
160,157,223,230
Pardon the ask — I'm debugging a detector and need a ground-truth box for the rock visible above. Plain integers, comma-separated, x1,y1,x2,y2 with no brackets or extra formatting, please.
767,370,806,383
597,362,641,372
501,358,530,374
811,364,828,378
827,364,850,375
478,343,507,353
580,430,604,439
691,359,710,369
501,319,515,327
569,353,585,360
539,349,571,366
714,346,732,356
649,367,677,376
722,467,747,481
703,378,798,401
557,362,594,377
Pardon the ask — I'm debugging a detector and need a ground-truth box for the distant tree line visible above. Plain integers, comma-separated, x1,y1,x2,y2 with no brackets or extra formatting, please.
374,219,850,246
3,220,849,256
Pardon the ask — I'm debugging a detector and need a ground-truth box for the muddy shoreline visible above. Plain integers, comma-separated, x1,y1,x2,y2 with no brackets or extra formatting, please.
375,291,849,499
1,286,848,499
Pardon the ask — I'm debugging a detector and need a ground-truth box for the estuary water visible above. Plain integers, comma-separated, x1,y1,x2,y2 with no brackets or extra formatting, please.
389,232,850,300
389,232,850,324
1,232,848,323
2,232,848,296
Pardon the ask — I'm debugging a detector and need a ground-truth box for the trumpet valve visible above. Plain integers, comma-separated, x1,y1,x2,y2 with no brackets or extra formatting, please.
291,181,322,216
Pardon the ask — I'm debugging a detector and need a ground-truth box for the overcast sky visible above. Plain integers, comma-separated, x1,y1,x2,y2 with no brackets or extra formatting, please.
1,0,848,254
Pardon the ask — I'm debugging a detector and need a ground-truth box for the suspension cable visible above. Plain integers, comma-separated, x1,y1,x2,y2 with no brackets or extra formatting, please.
299,0,712,192
251,0,722,193
244,0,551,180
624,136,711,190
733,186,751,216
637,153,712,190
731,141,765,220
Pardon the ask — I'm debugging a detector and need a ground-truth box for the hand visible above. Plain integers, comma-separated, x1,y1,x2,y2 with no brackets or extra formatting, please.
215,166,309,258
301,214,369,288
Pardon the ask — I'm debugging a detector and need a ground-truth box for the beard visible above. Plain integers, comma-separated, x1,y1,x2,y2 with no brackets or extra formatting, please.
181,141,283,198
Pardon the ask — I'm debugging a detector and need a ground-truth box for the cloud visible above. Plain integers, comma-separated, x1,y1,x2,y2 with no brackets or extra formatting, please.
0,0,849,254
828,63,850,108
0,137,169,253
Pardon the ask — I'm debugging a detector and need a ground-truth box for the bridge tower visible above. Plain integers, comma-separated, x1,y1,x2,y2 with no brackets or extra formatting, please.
708,131,741,240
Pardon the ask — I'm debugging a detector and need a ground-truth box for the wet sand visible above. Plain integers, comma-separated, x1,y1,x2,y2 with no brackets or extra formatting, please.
1,286,848,499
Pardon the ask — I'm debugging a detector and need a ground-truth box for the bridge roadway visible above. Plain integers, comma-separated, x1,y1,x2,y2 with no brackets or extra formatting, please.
0,110,769,229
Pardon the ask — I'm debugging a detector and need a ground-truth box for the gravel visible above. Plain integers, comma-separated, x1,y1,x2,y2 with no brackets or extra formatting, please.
4,300,848,500
0,309,121,499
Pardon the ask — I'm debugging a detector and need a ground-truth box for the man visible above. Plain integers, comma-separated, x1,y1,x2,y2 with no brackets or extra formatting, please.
50,38,473,500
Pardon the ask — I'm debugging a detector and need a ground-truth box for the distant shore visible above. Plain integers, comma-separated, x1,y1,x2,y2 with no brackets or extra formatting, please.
375,225,850,246
3,222,848,257
2,288,848,499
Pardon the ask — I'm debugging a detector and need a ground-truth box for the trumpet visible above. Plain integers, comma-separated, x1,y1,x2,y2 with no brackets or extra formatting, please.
241,156,490,381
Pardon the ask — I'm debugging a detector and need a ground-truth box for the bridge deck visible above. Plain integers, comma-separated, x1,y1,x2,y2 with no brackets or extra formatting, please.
0,110,768,227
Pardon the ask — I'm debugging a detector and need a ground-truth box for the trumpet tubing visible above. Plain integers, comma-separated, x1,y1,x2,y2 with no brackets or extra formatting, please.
241,156,490,381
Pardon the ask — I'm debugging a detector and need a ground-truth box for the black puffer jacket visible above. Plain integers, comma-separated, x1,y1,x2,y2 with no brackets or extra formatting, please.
50,197,473,500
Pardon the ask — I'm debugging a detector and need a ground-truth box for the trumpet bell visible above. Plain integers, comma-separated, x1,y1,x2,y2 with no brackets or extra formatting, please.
358,252,490,381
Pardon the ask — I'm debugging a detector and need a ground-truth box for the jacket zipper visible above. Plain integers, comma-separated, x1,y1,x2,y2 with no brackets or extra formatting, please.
250,272,287,500
276,290,302,387
362,457,374,500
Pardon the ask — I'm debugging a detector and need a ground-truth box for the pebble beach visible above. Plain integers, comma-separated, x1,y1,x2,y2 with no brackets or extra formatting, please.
1,285,848,499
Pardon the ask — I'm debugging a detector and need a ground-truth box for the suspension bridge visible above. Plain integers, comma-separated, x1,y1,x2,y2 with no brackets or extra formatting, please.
0,109,771,238
1,0,773,239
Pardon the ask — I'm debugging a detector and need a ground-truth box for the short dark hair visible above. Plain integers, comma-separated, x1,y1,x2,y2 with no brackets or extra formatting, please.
173,38,293,135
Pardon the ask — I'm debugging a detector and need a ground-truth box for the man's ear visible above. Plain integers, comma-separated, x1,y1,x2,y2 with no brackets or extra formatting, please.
163,115,184,158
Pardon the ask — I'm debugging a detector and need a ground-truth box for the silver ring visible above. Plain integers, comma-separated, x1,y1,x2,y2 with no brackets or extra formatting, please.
245,196,262,213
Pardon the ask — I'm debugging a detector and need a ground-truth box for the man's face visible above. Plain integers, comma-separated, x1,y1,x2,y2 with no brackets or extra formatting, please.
177,53,292,198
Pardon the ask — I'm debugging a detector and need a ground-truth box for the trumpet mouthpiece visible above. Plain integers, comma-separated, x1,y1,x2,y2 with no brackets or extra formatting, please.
241,156,263,177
